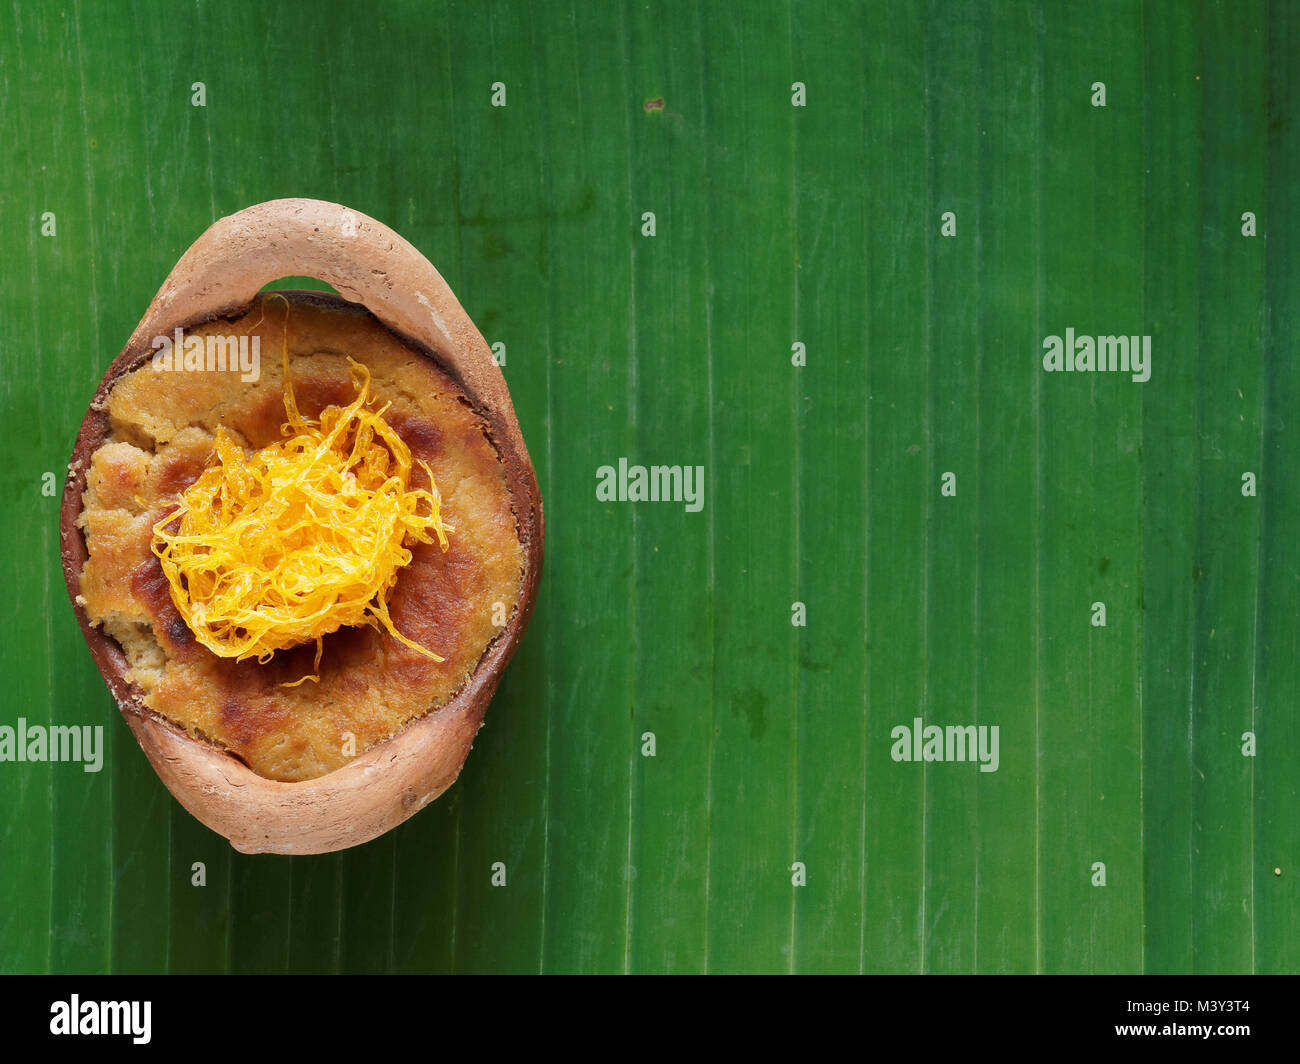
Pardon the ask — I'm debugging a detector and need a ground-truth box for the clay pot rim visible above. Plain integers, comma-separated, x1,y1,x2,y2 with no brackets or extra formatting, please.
63,287,533,774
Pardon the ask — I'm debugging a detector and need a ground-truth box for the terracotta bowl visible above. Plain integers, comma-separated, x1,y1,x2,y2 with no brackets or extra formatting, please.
59,198,544,855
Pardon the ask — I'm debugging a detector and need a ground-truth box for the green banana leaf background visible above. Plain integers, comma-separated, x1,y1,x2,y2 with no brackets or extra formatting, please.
1,0,1296,974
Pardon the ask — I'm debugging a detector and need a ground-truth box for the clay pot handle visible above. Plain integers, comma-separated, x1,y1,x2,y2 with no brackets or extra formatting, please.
128,198,509,433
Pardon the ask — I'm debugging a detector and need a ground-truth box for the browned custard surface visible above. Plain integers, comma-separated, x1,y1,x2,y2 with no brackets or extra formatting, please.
76,296,524,781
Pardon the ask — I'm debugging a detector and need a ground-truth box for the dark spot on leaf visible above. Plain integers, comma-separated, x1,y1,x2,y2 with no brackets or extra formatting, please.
731,686,768,740
482,232,511,262
644,97,664,112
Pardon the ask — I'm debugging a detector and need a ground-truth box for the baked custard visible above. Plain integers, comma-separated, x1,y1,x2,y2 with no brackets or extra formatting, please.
74,292,524,782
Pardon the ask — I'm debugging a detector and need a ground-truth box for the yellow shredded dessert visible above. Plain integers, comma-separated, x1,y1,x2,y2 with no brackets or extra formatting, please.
151,305,452,686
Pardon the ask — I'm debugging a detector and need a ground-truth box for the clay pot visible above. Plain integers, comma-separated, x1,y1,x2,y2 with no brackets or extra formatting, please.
59,199,544,855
